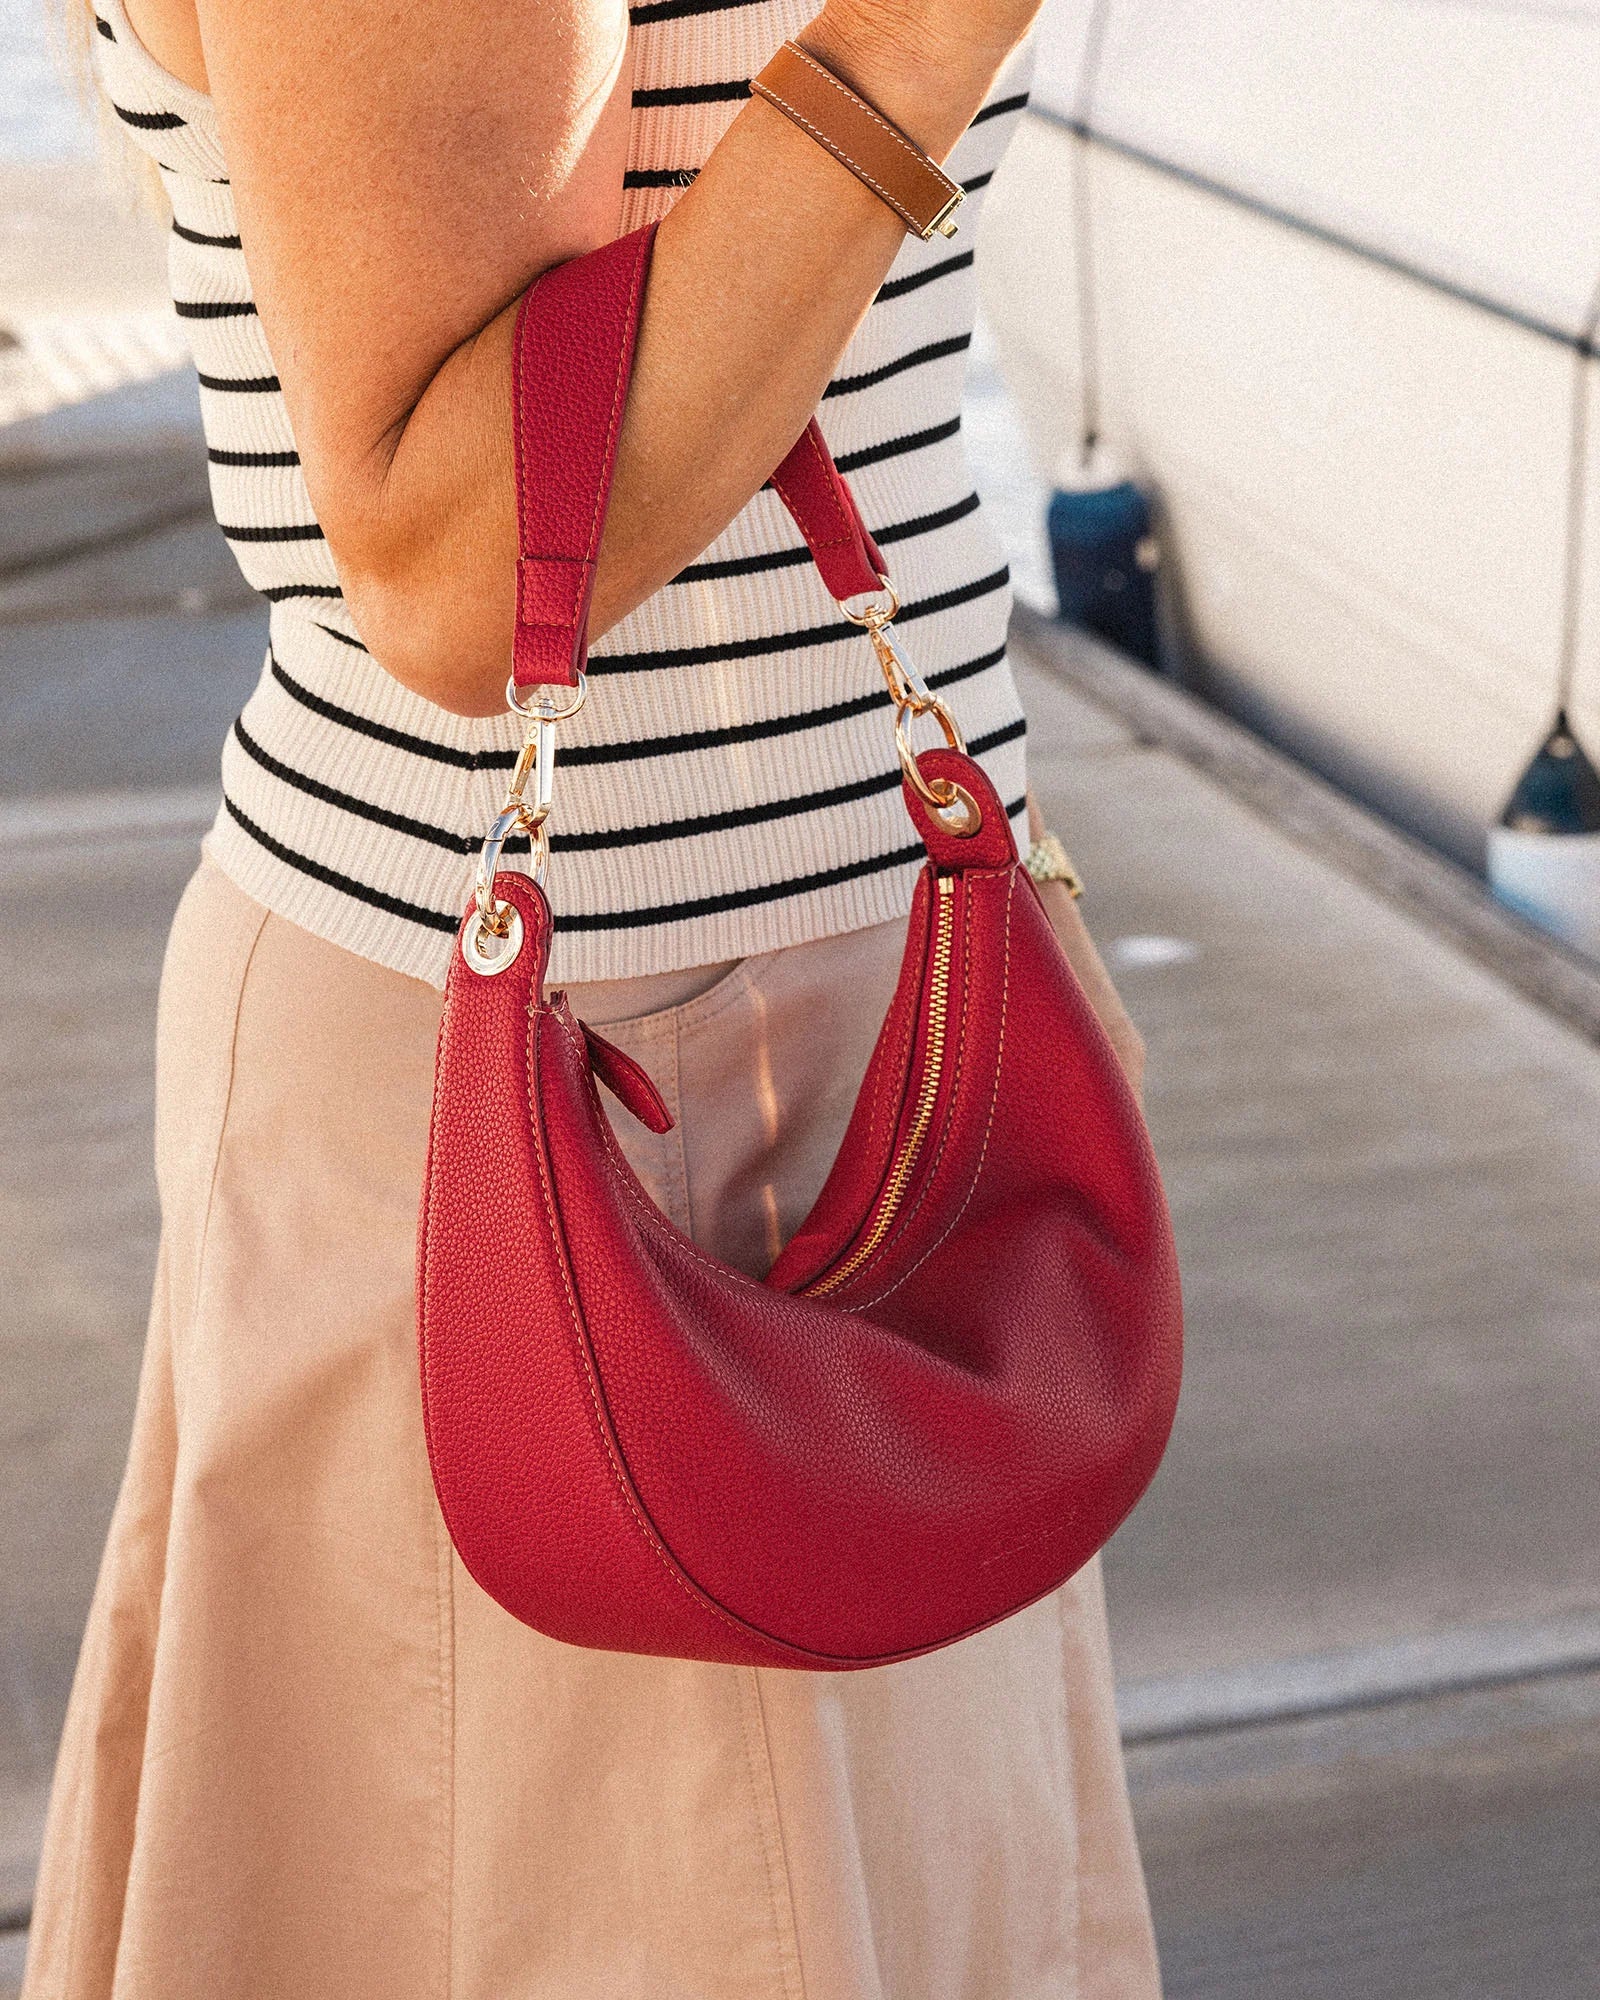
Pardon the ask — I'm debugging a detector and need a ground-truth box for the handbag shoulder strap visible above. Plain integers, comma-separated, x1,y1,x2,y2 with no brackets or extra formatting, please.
511,222,887,691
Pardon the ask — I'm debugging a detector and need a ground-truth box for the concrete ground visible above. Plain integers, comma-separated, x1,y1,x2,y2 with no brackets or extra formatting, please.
1,155,1597,1978
1024,639,1600,1687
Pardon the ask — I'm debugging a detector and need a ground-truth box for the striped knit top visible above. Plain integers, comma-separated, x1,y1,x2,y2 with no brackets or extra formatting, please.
91,0,1033,987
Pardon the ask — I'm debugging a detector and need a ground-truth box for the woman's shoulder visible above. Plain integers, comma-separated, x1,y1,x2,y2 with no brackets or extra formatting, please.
90,0,228,180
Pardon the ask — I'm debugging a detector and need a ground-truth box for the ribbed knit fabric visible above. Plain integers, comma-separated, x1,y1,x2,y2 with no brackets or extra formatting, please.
91,0,1033,986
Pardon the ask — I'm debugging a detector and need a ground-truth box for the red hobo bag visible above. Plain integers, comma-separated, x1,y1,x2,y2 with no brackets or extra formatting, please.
418,226,1183,1669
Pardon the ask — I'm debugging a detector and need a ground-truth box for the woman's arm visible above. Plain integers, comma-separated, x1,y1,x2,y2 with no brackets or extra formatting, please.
190,0,1041,714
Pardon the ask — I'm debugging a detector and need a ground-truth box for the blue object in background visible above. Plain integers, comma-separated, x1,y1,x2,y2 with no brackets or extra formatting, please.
1498,710,1600,837
1047,458,1161,670
1487,709,1600,960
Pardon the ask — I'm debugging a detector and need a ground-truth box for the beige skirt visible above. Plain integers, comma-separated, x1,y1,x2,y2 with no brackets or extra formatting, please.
24,857,1160,2000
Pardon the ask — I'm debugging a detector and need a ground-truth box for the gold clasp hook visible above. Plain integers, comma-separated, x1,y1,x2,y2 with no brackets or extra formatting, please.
467,673,588,953
839,575,979,833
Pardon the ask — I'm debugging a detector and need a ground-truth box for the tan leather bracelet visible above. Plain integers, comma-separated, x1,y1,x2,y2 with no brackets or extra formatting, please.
751,40,966,242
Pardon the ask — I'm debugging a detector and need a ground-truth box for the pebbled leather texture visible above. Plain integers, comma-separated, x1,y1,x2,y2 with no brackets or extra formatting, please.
511,229,655,689
511,223,885,691
766,413,886,603
581,1022,676,1135
423,233,1184,1668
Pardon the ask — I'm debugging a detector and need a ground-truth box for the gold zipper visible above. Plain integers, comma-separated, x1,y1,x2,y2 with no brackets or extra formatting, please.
805,874,956,1297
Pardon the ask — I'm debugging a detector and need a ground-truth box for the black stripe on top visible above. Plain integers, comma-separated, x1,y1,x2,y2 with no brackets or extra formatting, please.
111,101,185,131
210,446,302,467
836,415,960,475
314,621,368,653
875,251,974,305
217,520,327,544
265,638,1008,775
222,776,1028,938
559,774,1029,932
267,654,489,772
561,643,1007,767
221,794,460,934
172,218,243,249
633,80,749,106
674,489,981,585
629,0,767,23
306,551,1003,674
175,298,258,319
233,701,1023,858
874,490,984,547
197,369,281,394
263,582,344,603
970,92,1030,129
592,562,1004,676
573,715,1024,850
824,332,970,400
232,717,480,854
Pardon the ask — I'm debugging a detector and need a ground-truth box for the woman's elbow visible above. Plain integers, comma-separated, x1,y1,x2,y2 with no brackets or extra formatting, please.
325,508,512,719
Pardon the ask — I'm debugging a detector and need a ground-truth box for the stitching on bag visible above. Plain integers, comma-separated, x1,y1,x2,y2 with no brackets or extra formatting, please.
840,876,940,1280
852,870,1014,1311
562,1010,747,1286
586,235,650,564
860,899,920,1177
512,284,533,544
531,1011,783,1649
826,871,975,1305
770,418,862,578
798,418,858,556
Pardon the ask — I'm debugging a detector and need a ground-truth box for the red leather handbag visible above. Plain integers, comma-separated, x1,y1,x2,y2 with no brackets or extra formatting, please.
417,224,1182,1669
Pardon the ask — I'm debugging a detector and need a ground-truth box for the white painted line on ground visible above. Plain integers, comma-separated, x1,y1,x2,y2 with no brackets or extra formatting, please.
1118,1609,1600,1742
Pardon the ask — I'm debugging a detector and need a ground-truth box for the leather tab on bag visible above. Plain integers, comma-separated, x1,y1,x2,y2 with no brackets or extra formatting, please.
510,228,656,689
580,1023,677,1134
768,420,886,603
518,555,595,630
751,41,966,242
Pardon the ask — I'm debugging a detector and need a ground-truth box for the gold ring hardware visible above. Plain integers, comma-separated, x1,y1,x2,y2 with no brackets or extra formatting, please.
472,803,548,954
466,671,588,950
505,673,589,725
838,577,901,630
836,570,981,837
895,707,981,835
461,900,526,976
501,672,588,826
929,781,982,839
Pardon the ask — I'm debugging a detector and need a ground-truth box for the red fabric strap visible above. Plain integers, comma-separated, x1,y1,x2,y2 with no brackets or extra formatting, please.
511,222,886,690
